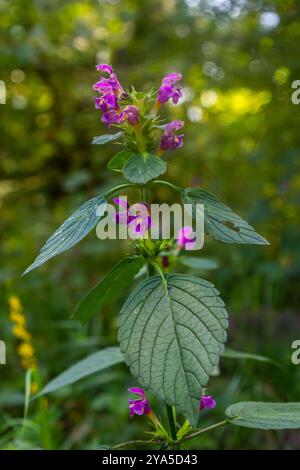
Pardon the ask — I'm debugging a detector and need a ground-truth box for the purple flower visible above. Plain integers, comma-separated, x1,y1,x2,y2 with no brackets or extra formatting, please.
160,120,184,151
96,63,113,74
200,395,216,411
102,110,122,127
128,387,151,417
128,203,153,236
158,72,183,104
177,226,196,250
113,197,136,225
114,198,153,236
93,64,125,126
121,105,140,125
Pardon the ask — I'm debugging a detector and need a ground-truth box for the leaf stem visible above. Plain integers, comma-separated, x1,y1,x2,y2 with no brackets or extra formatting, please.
103,183,139,199
181,419,229,442
151,180,181,193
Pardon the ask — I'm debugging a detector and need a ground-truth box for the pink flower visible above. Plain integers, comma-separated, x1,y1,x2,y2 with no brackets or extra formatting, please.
114,198,153,236
177,226,196,250
120,105,140,125
158,72,183,104
160,120,184,151
128,387,151,417
200,395,216,411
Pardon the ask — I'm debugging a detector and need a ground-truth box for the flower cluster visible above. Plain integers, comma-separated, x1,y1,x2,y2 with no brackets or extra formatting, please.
93,64,184,150
93,64,140,127
9,296,39,393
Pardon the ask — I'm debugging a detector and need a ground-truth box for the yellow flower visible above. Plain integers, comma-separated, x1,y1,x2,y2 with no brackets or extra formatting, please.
12,325,31,341
9,295,22,312
18,342,35,359
9,311,26,326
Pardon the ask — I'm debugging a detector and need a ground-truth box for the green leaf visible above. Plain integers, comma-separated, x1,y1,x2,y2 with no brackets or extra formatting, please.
182,188,269,245
23,196,107,275
36,347,124,397
74,255,144,324
92,131,124,145
223,348,279,367
226,402,300,429
107,150,133,171
118,273,228,426
123,152,167,184
179,256,218,270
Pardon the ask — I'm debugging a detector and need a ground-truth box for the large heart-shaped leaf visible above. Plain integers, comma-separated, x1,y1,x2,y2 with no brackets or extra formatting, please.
123,153,167,184
74,255,145,324
23,196,107,274
92,131,124,145
36,347,124,397
118,273,228,426
226,402,300,429
182,188,269,245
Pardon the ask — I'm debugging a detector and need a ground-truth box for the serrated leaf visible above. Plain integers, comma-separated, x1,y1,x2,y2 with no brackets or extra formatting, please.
107,150,133,171
118,273,228,426
36,347,124,397
92,131,124,145
74,256,144,324
23,196,107,274
182,188,269,245
226,402,300,429
179,256,218,270
123,152,167,184
223,348,279,367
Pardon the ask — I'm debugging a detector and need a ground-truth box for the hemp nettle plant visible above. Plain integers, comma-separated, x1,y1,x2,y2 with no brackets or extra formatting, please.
24,65,300,449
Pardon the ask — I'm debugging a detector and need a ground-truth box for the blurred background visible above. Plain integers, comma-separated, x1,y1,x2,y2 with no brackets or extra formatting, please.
1,0,300,450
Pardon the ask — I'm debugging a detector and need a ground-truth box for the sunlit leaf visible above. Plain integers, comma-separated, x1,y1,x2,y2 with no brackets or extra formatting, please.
123,153,167,184
23,196,107,274
182,188,269,245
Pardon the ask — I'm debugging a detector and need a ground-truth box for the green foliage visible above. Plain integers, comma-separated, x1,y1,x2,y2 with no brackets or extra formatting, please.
226,402,300,430
23,196,107,274
123,153,167,184
179,256,218,270
182,188,269,245
1,0,300,451
118,274,228,426
222,348,279,367
107,150,133,171
92,132,124,145
74,255,144,324
37,347,124,397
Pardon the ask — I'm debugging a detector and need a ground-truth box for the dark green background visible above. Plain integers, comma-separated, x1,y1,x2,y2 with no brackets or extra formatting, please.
1,0,300,449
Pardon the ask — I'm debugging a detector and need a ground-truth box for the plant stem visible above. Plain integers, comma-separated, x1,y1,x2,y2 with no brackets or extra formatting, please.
151,180,181,193
166,404,177,441
113,439,161,449
181,420,228,443
104,183,139,199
